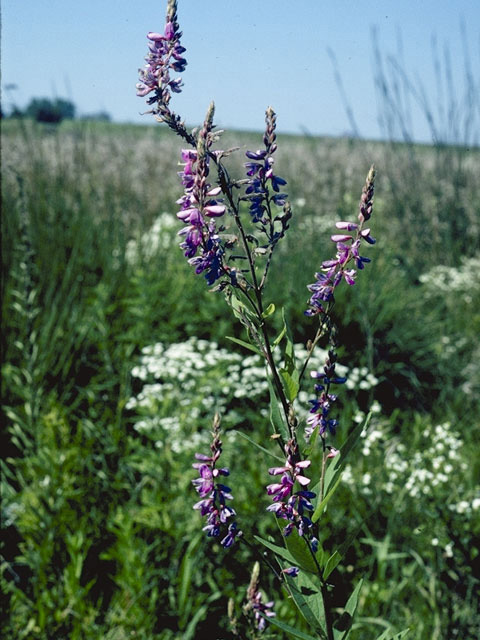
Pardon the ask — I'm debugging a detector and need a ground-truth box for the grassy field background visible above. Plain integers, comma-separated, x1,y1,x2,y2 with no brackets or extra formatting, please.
1,116,479,639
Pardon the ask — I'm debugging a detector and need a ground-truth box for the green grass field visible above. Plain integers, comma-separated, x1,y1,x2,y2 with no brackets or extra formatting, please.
1,118,479,639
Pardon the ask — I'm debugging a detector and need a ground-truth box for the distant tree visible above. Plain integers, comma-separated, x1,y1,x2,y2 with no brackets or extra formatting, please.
81,111,112,122
9,106,25,119
25,97,76,123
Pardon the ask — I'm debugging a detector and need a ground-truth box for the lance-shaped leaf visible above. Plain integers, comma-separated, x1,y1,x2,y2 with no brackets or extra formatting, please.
323,550,342,580
268,377,289,441
375,628,410,640
312,414,371,523
282,526,323,574
233,431,284,462
333,579,363,640
272,323,286,347
260,614,322,640
225,336,262,356
284,570,327,638
254,535,302,568
279,309,299,402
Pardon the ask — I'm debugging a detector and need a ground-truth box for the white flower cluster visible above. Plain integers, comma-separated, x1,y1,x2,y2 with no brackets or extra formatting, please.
346,421,472,508
127,337,271,452
126,212,178,264
127,338,379,453
419,256,480,304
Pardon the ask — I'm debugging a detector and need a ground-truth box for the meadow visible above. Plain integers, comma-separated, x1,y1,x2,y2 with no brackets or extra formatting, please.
1,116,479,639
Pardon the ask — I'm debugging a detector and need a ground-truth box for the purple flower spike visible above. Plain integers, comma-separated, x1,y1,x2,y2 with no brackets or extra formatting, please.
305,165,375,316
306,349,345,440
244,107,288,224
192,414,242,547
266,440,316,539
246,562,276,631
176,103,228,285
137,0,187,111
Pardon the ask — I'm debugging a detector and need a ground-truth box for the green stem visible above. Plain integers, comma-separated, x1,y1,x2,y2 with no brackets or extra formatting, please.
320,439,328,502
216,160,293,437
321,583,335,640
303,536,334,640
298,305,333,385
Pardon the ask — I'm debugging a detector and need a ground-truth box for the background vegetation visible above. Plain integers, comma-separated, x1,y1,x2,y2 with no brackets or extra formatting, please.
1,69,479,639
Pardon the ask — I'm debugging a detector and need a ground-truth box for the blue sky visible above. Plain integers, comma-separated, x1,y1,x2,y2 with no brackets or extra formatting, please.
2,0,479,142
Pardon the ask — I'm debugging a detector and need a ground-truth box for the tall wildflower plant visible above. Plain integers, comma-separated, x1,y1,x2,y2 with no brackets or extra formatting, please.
137,3,406,639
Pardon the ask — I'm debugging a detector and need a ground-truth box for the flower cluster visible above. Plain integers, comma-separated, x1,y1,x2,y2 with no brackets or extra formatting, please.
192,415,241,547
305,165,376,316
306,348,346,440
177,104,227,284
136,0,186,109
244,107,287,223
266,441,317,542
245,562,276,631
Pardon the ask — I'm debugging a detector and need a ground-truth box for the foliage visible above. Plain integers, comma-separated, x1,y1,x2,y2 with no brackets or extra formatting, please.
24,97,76,123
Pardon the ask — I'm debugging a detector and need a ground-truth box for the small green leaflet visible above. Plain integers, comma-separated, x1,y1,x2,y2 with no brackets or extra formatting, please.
262,302,275,318
225,336,262,356
228,290,254,321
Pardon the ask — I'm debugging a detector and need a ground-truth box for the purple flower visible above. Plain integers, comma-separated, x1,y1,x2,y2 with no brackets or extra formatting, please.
305,165,376,316
282,566,300,577
221,522,241,548
176,103,228,285
192,415,241,547
246,562,276,631
266,441,316,538
136,1,187,111
243,107,288,225
306,350,344,440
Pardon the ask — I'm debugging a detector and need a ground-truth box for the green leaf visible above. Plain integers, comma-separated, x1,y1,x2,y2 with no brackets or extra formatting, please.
285,571,327,638
228,290,254,321
311,474,342,523
262,614,322,640
272,324,287,347
267,378,289,441
323,550,342,580
282,526,322,574
279,368,300,403
178,533,202,621
233,431,284,462
254,535,300,567
333,579,363,640
280,309,300,401
225,336,262,355
312,414,371,523
337,516,367,558
262,302,275,318
375,628,410,640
